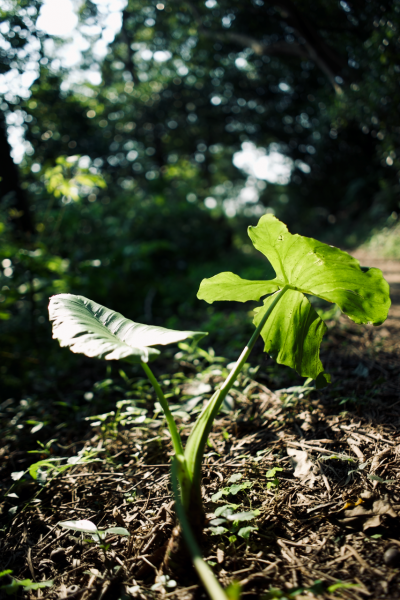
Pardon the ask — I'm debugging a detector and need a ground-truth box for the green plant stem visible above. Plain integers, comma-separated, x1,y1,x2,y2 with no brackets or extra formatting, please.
171,458,231,600
184,285,289,494
140,361,184,456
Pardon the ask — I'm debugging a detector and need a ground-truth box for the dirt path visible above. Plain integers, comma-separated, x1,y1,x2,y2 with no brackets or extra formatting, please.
353,251,400,330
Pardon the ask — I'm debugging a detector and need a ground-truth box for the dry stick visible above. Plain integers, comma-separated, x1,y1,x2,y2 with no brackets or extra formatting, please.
344,544,384,576
26,547,36,581
36,530,68,556
244,557,280,569
324,552,353,568
140,555,158,572
165,585,199,597
313,537,328,557
340,426,395,446
287,441,354,458
276,538,321,548
34,524,59,548
81,575,97,600
318,461,332,496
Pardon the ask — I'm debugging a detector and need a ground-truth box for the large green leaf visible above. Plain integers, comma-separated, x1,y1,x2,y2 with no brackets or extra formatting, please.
197,215,390,382
248,215,390,326
49,294,207,364
253,290,330,386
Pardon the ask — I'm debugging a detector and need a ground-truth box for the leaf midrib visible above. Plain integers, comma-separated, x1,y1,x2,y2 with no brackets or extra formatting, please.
271,280,363,304
58,300,149,354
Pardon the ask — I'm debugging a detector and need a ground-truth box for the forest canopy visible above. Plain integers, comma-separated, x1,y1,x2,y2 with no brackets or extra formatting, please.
1,0,400,397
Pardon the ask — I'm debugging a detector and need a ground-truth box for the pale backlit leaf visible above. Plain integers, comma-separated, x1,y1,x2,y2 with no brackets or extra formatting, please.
59,519,98,533
198,272,278,304
49,294,207,364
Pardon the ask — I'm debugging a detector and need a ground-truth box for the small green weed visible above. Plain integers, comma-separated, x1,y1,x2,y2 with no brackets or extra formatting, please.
211,474,253,501
263,579,359,599
208,504,259,540
265,466,283,489
0,570,53,596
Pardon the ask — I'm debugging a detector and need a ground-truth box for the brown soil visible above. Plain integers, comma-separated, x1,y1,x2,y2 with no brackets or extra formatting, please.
352,252,400,330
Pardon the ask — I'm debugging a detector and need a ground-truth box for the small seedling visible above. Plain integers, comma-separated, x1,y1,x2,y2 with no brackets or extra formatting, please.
59,519,130,543
367,474,396,485
265,467,283,489
28,448,102,485
211,480,253,502
264,579,359,599
27,439,58,456
208,505,260,540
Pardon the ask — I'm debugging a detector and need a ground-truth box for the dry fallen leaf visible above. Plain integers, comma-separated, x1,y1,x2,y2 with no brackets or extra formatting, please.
113,506,126,526
370,448,392,474
335,491,399,531
287,447,319,488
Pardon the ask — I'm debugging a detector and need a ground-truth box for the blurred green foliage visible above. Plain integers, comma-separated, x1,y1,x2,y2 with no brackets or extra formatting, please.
1,0,400,401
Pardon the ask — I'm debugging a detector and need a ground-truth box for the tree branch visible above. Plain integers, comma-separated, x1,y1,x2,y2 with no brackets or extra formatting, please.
183,0,346,93
0,111,34,235
120,10,139,85
203,29,309,60
269,0,347,92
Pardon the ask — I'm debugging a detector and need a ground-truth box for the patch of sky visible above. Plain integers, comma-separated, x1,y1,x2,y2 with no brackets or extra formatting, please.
210,142,296,218
37,0,127,81
235,57,248,70
140,48,153,61
154,50,172,62
278,82,291,92
205,174,270,219
6,0,127,162
6,111,34,164
233,141,294,185
36,0,78,35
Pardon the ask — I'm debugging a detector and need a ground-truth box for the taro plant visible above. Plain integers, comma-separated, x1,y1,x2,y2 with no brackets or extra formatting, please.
58,519,130,543
48,215,390,579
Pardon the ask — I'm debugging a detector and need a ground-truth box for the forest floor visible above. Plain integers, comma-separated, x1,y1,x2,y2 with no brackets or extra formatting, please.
1,253,400,600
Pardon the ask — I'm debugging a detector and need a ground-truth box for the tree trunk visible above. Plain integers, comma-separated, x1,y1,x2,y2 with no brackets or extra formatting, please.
0,111,34,235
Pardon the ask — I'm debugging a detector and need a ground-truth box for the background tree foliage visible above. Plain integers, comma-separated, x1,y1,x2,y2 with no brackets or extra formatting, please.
1,0,399,398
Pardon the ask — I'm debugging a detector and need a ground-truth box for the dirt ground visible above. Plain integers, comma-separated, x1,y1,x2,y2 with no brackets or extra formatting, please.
352,252,400,330
1,253,400,600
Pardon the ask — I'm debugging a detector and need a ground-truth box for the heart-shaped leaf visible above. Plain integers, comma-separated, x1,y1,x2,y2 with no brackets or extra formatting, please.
59,519,98,533
49,294,207,364
197,215,390,383
58,520,130,539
